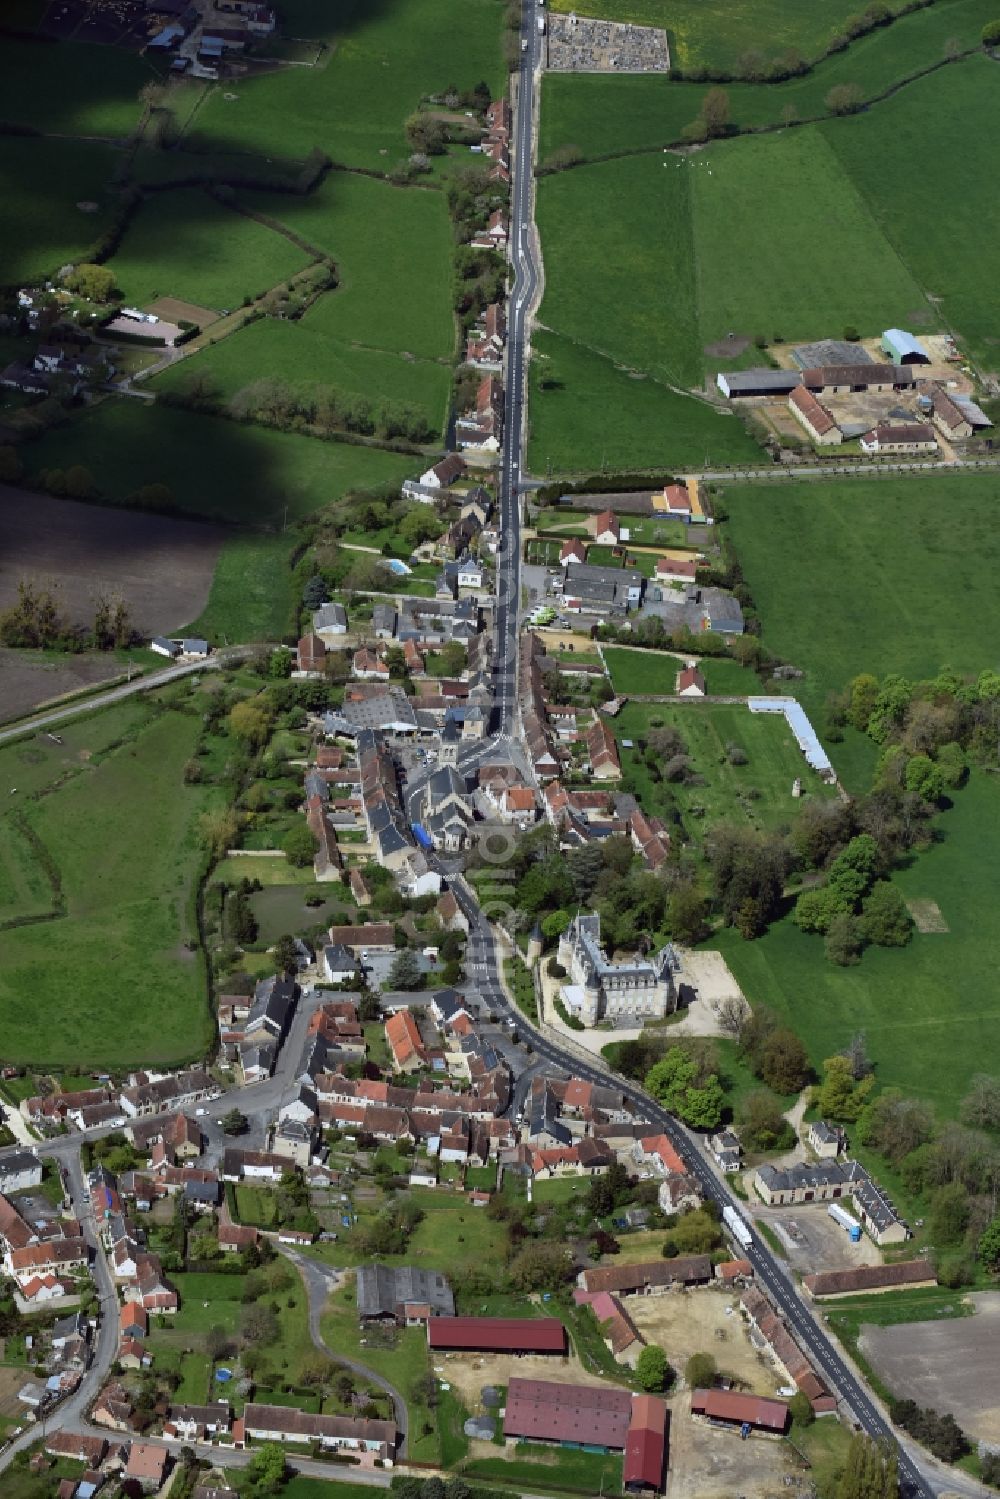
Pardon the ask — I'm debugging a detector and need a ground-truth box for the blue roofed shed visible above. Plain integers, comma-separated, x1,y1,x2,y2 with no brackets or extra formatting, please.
881,329,930,365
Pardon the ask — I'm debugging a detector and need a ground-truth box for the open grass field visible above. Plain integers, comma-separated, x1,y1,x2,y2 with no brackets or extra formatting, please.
110,190,313,311
536,132,925,389
713,771,1000,1114
188,0,505,172
463,1448,624,1493
528,330,762,474
25,402,416,526
0,37,158,137
539,0,999,160
603,648,760,696
153,318,451,434
611,700,835,837
0,699,217,1066
0,136,118,285
820,55,1000,370
243,172,456,361
602,647,679,695
181,532,297,644
546,0,897,69
722,472,1000,715
689,127,927,348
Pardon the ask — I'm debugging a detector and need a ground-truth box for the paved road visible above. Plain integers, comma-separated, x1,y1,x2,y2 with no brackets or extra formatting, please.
278,1247,410,1455
0,659,218,748
452,870,981,1499
0,1153,118,1474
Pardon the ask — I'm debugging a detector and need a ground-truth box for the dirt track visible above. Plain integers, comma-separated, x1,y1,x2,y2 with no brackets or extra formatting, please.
0,485,225,634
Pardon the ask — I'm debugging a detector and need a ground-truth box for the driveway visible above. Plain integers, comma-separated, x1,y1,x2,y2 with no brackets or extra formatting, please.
278,1247,410,1456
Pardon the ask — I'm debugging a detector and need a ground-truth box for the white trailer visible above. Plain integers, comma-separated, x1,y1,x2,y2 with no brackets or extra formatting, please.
723,1204,753,1251
828,1202,862,1240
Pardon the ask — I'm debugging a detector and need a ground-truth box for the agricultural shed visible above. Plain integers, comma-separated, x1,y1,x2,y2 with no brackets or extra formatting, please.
427,1316,567,1353
690,1389,789,1434
881,328,930,364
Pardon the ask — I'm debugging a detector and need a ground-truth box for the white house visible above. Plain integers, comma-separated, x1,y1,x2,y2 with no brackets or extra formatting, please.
321,944,358,984
0,1152,43,1194
457,557,484,590
150,637,181,659
313,603,348,640
418,454,466,490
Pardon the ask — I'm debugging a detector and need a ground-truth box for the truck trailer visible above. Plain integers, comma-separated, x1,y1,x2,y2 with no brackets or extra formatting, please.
723,1204,753,1251
828,1201,863,1241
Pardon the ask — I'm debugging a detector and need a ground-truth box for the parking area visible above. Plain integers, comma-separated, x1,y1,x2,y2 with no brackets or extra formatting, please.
751,1203,882,1273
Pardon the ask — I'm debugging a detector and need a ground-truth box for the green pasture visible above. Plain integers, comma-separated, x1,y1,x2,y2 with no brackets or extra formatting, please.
713,772,1000,1114
528,329,762,474
25,401,415,526
602,647,678,695
110,190,313,311
548,0,908,69
182,532,298,645
154,318,451,434
690,127,928,350
0,703,216,1067
242,172,456,360
0,38,159,137
540,0,999,160
535,131,926,390
188,0,506,172
821,55,1000,367
722,472,1000,715
611,700,834,837
0,136,118,285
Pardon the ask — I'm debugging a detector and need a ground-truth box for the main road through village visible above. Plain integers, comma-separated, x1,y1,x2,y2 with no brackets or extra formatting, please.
0,4,985,1493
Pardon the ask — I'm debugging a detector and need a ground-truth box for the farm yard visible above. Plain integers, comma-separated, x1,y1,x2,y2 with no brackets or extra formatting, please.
531,41,1000,472
714,772,1000,1114
0,696,218,1067
722,471,1000,716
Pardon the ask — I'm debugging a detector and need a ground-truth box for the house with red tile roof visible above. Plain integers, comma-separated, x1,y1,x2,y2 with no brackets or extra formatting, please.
586,719,621,779
591,509,620,545
676,665,706,697
385,1010,427,1074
